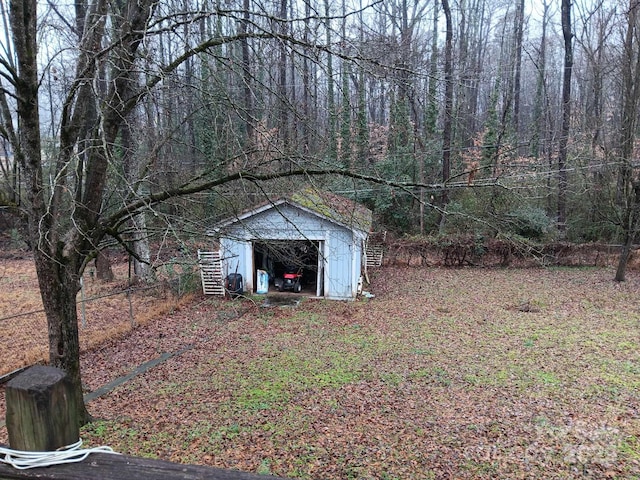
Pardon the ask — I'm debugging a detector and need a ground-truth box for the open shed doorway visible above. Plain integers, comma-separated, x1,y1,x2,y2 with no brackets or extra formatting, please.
253,240,323,296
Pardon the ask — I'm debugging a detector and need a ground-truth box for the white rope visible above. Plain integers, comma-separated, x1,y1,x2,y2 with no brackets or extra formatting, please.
0,439,119,469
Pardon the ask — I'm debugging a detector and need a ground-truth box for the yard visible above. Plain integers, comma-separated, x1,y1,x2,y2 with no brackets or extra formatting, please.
0,256,182,377
2,264,640,478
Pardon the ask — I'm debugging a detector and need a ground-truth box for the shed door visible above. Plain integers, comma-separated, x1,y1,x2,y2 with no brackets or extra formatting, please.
316,241,325,297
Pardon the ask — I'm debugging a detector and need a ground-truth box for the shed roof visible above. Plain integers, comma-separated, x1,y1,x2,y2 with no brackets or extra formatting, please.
214,189,372,235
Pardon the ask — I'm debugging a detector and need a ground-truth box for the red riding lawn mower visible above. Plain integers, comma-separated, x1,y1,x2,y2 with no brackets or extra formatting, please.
276,265,303,293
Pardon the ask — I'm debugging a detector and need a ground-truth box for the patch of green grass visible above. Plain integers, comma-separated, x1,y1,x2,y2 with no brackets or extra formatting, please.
230,345,364,411
618,341,639,351
257,309,276,323
82,419,146,455
462,364,542,390
410,366,451,386
620,435,640,461
85,420,139,441
381,473,402,480
533,416,551,427
291,310,324,325
584,383,621,400
431,367,451,386
257,458,272,475
593,358,640,393
536,370,561,386
338,330,376,350
157,381,189,395
288,444,320,477
380,372,403,387
412,347,434,355
186,421,216,441
409,367,433,382
238,383,290,410
314,366,359,388
83,420,110,439
622,360,640,375
461,460,499,475
259,421,285,435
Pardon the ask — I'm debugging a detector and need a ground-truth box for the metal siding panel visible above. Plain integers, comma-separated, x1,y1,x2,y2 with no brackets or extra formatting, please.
325,228,353,299
220,237,250,292
235,205,330,240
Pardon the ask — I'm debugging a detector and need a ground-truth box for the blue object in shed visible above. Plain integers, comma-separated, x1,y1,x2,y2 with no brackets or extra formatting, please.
256,269,269,294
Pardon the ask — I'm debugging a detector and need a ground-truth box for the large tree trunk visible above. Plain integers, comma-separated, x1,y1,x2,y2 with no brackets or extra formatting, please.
95,250,114,282
9,0,156,425
34,253,91,425
11,0,90,426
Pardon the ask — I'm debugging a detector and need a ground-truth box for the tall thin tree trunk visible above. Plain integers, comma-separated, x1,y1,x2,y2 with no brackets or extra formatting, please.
425,0,438,137
615,0,640,281
513,0,524,150
241,0,254,148
339,0,351,168
324,0,337,162
531,1,548,160
557,0,573,235
301,0,312,153
421,1,439,234
355,0,368,170
278,0,289,153
439,0,453,232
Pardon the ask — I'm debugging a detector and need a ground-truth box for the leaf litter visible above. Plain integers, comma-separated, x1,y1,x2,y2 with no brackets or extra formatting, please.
1,265,640,478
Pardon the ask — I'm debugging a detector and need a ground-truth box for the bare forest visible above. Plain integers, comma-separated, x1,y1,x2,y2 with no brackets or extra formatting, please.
1,0,640,460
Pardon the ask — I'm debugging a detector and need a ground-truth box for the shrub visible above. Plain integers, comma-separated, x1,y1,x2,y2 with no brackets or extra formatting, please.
505,206,552,239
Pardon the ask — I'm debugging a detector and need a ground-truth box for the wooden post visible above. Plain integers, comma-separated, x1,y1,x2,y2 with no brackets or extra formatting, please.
5,366,79,451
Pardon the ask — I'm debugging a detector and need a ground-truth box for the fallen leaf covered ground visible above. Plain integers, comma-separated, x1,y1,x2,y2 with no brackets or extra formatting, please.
0,258,180,376
2,265,640,479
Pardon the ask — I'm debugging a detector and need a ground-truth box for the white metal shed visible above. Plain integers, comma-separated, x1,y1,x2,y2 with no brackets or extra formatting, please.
213,191,372,300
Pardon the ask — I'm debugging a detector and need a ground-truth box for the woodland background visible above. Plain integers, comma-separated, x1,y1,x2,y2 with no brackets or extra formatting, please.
2,0,640,249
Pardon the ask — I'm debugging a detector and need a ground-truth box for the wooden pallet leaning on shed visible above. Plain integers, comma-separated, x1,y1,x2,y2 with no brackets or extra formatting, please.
365,244,384,267
198,250,225,295
365,231,386,268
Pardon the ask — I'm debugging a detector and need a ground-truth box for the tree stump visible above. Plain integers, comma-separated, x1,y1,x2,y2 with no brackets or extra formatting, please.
5,366,79,451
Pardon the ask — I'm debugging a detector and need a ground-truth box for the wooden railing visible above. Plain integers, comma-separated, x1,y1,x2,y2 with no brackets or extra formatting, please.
0,452,286,479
